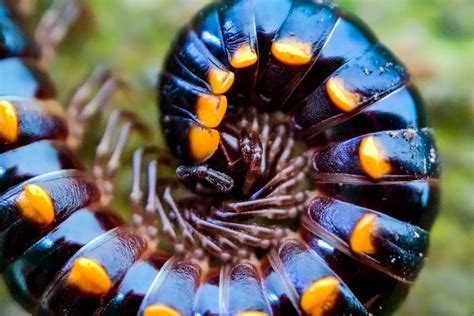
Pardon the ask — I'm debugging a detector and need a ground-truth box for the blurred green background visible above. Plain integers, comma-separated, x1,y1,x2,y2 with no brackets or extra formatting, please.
0,0,472,315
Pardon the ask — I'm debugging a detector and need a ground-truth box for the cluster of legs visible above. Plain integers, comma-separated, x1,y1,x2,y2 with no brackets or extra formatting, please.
35,0,314,263
134,108,315,262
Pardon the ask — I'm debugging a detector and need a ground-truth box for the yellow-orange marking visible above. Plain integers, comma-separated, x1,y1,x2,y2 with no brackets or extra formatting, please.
359,136,391,179
17,184,55,227
208,68,235,94
67,258,112,296
350,213,378,255
0,100,19,144
188,125,220,162
144,304,182,316
271,39,312,66
230,44,258,68
301,276,340,316
196,94,227,128
326,78,360,112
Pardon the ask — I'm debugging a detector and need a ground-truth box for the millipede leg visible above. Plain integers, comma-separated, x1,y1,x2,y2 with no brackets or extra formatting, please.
34,0,83,67
189,213,272,249
163,188,197,246
66,65,117,149
142,160,160,245
224,192,308,212
5,0,36,15
266,125,287,173
274,132,296,173
131,150,189,252
251,155,307,199
93,111,133,205
131,148,145,228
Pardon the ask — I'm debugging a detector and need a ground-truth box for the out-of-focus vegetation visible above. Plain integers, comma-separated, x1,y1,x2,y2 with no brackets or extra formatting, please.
0,0,472,315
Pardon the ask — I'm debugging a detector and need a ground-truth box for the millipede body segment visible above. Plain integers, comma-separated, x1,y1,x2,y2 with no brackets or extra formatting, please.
158,0,440,315
0,1,439,316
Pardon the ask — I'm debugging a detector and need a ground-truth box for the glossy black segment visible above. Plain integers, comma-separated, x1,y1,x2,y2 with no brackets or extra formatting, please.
99,254,169,316
224,262,272,315
217,0,258,102
0,170,101,267
318,180,440,230
305,197,430,281
194,267,221,316
139,258,201,316
0,58,56,99
261,256,299,316
309,85,427,146
286,13,377,107
255,1,337,110
275,238,368,315
301,231,410,315
161,115,198,162
3,208,122,311
165,29,228,92
0,140,83,193
253,0,293,68
191,3,227,66
312,129,440,181
159,73,221,124
0,97,68,151
37,227,148,316
294,44,409,132
0,2,40,59
217,0,258,66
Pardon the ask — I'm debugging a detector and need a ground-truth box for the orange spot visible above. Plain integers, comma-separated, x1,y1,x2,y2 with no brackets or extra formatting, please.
196,94,227,128
208,68,235,94
236,312,269,316
350,213,378,255
326,78,360,112
271,39,312,66
359,136,391,179
67,258,112,296
230,44,258,68
0,100,19,144
144,304,181,316
301,276,340,316
17,184,55,227
188,125,220,162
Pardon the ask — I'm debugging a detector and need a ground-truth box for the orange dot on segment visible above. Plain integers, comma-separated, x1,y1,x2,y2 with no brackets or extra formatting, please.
208,68,235,94
196,94,227,128
271,39,312,66
359,136,391,179
67,258,112,296
236,311,269,316
230,44,258,69
350,213,378,255
188,125,220,162
301,276,340,316
325,78,360,112
144,304,182,316
17,184,55,227
0,100,19,144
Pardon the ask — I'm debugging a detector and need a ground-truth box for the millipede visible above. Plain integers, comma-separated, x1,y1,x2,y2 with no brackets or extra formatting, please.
0,1,440,316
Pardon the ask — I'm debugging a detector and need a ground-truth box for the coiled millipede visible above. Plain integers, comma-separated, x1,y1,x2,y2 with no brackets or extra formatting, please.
0,1,440,315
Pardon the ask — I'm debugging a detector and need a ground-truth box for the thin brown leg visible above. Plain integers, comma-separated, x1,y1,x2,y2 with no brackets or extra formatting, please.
131,148,145,228
66,66,117,149
34,0,83,67
93,111,133,206
5,0,36,15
